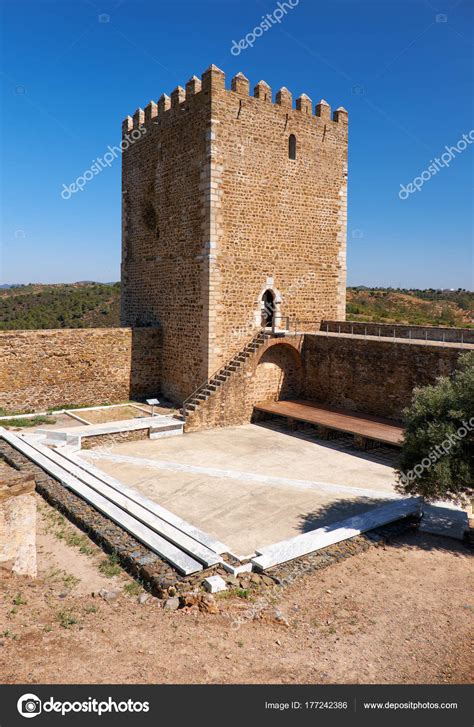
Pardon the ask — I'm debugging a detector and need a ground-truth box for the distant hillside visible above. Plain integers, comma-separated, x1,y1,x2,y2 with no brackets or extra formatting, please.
346,288,473,328
0,282,472,330
0,282,121,330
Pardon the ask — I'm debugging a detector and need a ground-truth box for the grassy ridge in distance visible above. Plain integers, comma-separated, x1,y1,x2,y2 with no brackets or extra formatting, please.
0,282,472,330
0,282,121,330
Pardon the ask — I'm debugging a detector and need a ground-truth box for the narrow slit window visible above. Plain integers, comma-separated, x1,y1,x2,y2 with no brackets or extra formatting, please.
289,134,297,160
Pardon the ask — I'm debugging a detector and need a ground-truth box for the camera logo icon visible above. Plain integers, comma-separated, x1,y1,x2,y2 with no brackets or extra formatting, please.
17,693,42,718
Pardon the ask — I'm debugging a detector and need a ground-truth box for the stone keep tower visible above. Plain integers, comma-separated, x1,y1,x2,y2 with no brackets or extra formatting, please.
121,65,348,403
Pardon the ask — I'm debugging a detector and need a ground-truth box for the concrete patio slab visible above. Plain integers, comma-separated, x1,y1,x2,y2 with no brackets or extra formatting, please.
78,423,400,555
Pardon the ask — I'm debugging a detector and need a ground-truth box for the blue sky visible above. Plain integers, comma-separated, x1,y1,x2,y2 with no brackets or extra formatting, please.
1,0,473,288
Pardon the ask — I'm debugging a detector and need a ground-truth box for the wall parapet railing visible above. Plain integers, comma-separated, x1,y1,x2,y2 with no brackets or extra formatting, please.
320,320,474,346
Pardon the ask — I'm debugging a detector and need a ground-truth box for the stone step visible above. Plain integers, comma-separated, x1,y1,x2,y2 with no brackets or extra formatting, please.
0,429,204,575
60,450,229,554
22,437,220,570
252,498,422,571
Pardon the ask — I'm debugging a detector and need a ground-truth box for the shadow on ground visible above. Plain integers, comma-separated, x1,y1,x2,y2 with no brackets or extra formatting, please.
298,496,396,533
419,502,468,540
254,420,399,468
299,498,470,556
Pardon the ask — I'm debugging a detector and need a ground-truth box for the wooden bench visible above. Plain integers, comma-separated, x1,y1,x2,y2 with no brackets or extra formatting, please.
253,399,404,448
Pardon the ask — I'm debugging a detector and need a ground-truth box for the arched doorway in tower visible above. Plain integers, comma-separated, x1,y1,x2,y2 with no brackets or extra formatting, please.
261,289,275,328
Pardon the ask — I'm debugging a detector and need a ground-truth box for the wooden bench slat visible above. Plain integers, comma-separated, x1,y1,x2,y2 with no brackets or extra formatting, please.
254,399,404,446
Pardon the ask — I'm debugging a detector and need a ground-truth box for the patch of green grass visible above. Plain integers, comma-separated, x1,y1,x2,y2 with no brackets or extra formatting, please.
42,507,95,555
98,554,122,578
2,415,56,428
2,630,17,639
235,588,250,599
12,593,27,606
63,531,95,555
217,587,251,600
83,604,98,614
0,407,34,417
42,508,66,527
56,610,78,629
47,403,93,412
123,581,142,596
43,568,79,590
62,573,80,589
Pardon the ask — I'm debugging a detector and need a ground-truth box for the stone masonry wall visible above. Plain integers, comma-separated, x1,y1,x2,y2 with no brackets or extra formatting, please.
0,327,161,414
185,338,303,432
186,333,466,431
210,70,348,374
302,333,465,420
120,73,211,402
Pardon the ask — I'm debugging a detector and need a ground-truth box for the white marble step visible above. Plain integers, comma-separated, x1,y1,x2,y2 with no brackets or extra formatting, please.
419,502,468,540
22,437,221,568
63,450,229,554
0,428,202,575
35,415,183,448
252,498,421,571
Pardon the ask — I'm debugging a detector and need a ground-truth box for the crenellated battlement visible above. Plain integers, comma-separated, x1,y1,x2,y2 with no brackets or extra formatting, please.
122,64,348,135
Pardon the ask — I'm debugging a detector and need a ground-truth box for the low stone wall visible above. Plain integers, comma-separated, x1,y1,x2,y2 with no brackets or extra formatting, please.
0,327,162,414
0,439,204,595
322,320,474,344
81,428,150,450
302,333,465,420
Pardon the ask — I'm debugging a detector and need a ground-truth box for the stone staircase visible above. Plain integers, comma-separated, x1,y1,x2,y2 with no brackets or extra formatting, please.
182,328,272,420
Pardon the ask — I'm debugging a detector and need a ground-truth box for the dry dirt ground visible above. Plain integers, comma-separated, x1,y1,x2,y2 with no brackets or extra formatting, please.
0,495,472,685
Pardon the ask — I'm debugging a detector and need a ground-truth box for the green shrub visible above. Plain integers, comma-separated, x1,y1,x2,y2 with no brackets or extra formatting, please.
397,351,474,504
